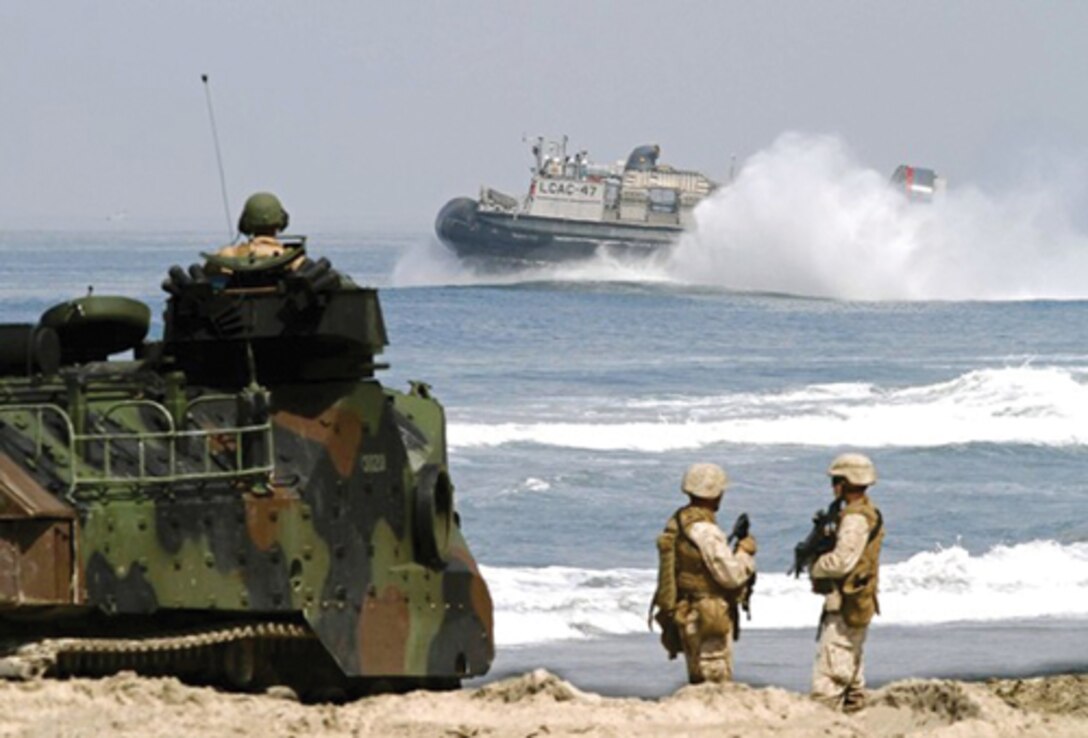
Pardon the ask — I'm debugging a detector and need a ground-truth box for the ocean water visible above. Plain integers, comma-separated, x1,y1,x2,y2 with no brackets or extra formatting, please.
7,135,1087,693
3,222,1086,695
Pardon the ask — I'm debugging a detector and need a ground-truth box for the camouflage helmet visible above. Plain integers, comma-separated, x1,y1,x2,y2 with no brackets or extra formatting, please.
682,462,728,500
827,452,877,487
238,192,289,236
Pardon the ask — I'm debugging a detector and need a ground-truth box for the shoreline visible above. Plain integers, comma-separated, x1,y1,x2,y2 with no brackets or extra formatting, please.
2,619,1086,736
477,618,1088,697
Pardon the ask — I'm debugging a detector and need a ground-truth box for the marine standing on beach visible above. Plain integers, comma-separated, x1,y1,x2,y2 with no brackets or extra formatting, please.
652,463,757,684
810,453,885,712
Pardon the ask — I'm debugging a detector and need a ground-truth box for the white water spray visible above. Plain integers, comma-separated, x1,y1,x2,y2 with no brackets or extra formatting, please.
391,236,672,288
668,132,1088,300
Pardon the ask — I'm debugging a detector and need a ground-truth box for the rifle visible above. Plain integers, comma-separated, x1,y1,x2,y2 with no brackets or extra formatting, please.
788,498,843,578
728,513,756,626
727,512,750,548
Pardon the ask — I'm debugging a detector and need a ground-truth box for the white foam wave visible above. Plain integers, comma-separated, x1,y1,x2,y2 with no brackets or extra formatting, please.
522,477,551,492
450,366,1088,451
483,540,1088,646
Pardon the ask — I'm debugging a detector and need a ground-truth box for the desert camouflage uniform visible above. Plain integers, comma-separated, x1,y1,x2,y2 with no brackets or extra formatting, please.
668,506,756,683
811,497,883,711
216,235,286,260
210,236,305,272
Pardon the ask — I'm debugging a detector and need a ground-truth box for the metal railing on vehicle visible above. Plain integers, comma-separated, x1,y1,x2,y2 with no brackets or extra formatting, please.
0,399,274,499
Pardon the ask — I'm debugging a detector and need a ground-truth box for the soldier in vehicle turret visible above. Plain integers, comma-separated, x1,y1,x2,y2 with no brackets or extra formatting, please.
209,192,304,272
809,453,885,712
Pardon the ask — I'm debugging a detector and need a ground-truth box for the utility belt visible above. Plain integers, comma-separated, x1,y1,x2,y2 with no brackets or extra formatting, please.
675,595,733,640
676,589,741,641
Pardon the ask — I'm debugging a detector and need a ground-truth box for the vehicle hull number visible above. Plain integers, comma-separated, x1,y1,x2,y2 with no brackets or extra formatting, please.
535,179,601,201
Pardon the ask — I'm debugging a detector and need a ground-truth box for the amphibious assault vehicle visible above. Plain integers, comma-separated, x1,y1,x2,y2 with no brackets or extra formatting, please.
436,136,718,264
0,239,493,696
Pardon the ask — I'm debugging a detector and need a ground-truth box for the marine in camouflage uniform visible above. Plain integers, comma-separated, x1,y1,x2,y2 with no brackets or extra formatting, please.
660,463,756,684
810,453,885,712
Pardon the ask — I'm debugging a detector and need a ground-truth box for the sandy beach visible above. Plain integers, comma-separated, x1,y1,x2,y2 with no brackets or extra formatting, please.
1,669,1085,738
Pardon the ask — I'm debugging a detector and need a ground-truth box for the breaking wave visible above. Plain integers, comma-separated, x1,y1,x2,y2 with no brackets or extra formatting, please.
449,365,1088,451
484,539,1088,646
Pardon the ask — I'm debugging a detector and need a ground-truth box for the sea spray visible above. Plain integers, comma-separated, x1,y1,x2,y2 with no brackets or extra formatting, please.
668,132,1088,300
391,234,674,288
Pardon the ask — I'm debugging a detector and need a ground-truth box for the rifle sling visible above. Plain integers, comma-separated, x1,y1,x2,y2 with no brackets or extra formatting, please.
868,510,883,543
674,510,696,548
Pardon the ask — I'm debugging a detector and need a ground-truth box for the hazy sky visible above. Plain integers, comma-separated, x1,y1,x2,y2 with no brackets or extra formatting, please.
4,2,1088,231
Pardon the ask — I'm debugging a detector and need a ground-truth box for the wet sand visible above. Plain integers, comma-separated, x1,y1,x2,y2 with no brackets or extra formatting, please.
482,619,1088,697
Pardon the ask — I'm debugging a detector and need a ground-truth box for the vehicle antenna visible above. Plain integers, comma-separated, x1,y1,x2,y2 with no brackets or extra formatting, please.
729,154,737,184
201,74,234,240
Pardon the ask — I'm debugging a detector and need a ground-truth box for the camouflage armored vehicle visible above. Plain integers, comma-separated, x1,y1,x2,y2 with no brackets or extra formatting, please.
0,237,493,696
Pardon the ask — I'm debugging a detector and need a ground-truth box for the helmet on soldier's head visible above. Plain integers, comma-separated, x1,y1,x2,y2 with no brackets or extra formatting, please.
682,462,728,500
238,192,289,236
827,453,877,487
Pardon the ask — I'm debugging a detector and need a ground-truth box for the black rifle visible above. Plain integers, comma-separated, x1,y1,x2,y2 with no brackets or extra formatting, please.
727,513,756,626
788,498,843,578
727,512,750,547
